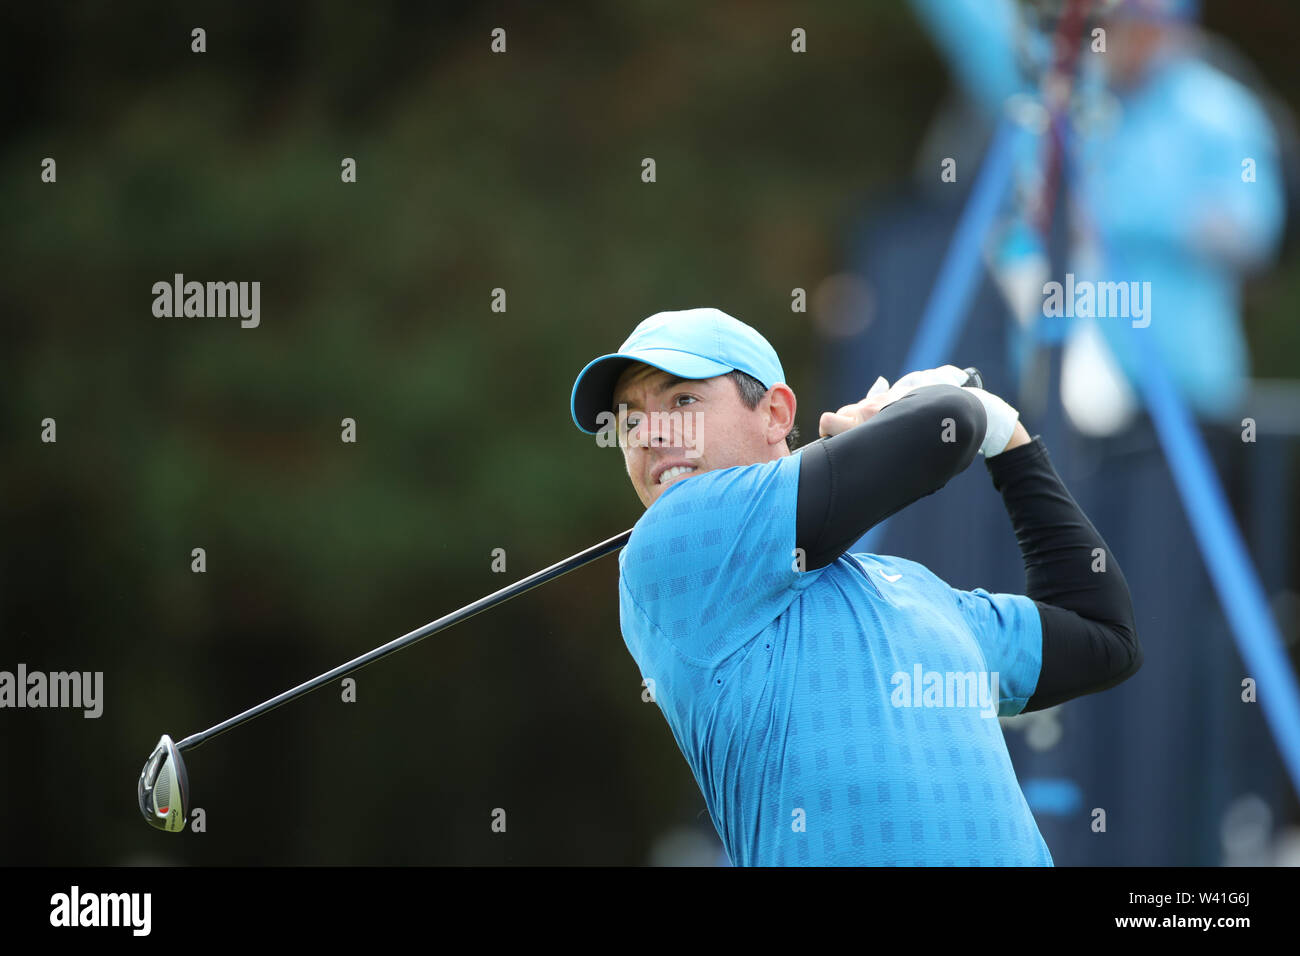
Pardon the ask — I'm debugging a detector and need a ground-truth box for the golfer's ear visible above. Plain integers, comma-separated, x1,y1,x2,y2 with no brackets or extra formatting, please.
766,384,796,445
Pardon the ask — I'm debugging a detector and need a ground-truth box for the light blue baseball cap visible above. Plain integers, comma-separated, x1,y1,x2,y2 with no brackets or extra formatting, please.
569,307,787,435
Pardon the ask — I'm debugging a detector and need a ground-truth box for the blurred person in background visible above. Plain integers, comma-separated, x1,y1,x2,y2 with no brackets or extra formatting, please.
909,0,1287,434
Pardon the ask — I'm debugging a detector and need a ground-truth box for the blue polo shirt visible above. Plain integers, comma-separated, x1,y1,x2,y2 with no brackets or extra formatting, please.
618,450,1051,866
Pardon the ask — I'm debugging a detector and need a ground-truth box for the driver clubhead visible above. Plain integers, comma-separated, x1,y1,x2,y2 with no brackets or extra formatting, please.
138,734,189,832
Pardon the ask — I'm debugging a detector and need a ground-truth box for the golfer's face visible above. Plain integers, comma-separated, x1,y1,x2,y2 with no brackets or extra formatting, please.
612,364,763,509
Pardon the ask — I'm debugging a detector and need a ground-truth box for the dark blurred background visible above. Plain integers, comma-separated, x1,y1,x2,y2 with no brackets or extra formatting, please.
2,1,1297,865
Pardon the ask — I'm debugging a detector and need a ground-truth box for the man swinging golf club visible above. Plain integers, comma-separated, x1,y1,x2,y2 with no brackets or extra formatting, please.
570,306,1141,866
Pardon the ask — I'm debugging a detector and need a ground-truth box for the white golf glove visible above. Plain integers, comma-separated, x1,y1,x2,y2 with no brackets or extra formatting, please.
870,364,970,407
871,365,1019,457
963,387,1020,457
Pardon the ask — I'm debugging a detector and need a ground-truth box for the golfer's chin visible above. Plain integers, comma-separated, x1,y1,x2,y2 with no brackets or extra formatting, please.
642,466,704,506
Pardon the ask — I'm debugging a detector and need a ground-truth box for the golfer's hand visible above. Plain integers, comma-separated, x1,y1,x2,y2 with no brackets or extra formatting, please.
818,365,969,439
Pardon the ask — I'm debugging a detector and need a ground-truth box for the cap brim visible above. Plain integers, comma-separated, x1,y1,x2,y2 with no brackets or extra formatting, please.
569,349,733,434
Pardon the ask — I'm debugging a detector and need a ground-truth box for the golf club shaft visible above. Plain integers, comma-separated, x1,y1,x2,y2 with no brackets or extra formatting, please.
175,527,633,753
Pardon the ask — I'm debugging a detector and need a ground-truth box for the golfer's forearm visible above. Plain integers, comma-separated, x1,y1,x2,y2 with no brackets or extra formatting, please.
984,437,1142,711
996,421,1032,454
796,385,986,571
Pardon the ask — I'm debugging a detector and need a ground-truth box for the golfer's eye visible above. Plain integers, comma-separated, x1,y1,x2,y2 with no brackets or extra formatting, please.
623,397,695,433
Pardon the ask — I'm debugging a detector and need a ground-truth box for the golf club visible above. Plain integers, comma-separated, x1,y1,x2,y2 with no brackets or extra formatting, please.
137,366,984,831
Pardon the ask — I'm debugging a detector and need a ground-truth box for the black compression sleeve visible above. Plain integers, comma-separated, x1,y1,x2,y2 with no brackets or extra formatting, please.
984,437,1143,712
795,384,987,571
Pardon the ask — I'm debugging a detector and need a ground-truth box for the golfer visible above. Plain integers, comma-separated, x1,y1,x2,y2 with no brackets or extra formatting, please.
570,307,1141,866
